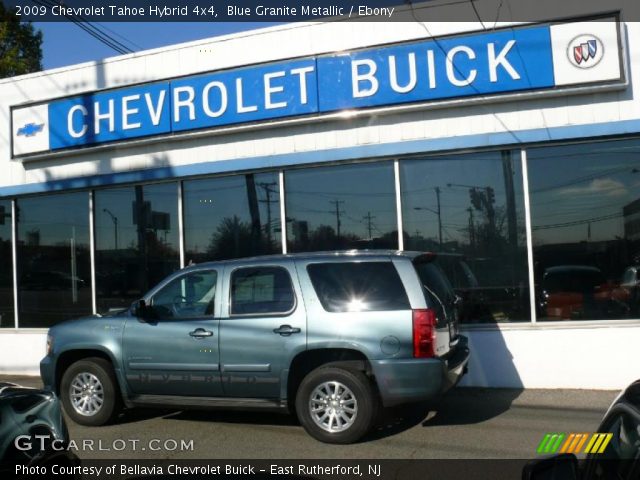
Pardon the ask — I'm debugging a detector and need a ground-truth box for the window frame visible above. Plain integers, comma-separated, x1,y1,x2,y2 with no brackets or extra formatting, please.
228,264,297,318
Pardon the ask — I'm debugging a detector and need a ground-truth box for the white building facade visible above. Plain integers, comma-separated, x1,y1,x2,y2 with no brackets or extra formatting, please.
1,10,640,389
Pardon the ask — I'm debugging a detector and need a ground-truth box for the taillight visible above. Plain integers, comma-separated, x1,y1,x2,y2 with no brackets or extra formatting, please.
413,308,437,358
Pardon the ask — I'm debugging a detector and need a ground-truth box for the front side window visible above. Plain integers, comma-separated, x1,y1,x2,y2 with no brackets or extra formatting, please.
230,267,294,315
307,262,410,312
529,139,640,321
151,270,218,319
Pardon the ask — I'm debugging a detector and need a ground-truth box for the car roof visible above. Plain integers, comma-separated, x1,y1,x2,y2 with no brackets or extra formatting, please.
182,250,431,271
544,265,602,274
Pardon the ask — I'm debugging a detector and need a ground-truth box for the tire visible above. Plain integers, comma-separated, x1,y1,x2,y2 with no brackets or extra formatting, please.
60,357,121,426
295,366,377,444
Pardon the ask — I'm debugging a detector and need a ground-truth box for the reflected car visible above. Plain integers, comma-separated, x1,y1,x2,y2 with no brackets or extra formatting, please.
523,379,640,480
21,271,86,291
434,253,492,323
0,383,76,473
538,266,629,320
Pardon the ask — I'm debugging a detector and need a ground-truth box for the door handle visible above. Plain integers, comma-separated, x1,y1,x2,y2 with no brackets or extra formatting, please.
273,325,301,336
189,328,213,338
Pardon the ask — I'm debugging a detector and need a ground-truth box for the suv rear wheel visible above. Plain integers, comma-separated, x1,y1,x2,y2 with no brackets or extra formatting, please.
295,366,376,444
60,357,121,426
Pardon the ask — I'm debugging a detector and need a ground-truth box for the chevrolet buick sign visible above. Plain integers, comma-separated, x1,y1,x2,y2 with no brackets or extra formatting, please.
11,17,626,158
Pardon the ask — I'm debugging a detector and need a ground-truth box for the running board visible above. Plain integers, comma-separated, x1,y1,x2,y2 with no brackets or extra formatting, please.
130,394,289,412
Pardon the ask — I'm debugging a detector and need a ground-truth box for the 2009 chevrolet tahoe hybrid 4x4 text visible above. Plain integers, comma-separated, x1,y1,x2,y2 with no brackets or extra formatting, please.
40,251,470,443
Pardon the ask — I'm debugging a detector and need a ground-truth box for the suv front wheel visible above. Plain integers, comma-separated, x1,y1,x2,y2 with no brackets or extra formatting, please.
60,357,121,426
295,366,377,444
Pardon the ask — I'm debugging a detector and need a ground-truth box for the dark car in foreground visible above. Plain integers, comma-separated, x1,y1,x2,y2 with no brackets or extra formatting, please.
41,250,469,444
524,379,640,480
0,383,76,474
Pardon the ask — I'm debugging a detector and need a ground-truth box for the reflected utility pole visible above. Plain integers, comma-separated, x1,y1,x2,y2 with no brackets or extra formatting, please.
329,200,345,237
363,212,376,240
258,182,278,247
102,208,119,250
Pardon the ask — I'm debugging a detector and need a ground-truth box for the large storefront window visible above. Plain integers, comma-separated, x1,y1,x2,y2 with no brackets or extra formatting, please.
529,139,640,321
0,200,13,328
183,173,281,264
285,162,398,252
17,193,92,328
95,183,179,314
401,150,530,323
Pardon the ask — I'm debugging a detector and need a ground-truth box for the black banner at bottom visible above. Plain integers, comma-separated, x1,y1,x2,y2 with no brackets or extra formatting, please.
4,458,545,480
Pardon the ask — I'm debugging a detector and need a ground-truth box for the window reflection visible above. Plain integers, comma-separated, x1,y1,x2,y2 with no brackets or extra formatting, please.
183,173,281,263
401,150,529,323
0,200,13,328
285,162,398,252
529,140,640,321
95,183,179,314
17,193,92,328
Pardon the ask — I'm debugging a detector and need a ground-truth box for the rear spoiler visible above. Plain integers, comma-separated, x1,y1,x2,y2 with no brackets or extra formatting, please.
412,252,438,265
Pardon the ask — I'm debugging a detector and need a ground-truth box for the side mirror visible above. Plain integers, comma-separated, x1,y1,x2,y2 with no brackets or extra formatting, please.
131,299,150,319
522,454,579,480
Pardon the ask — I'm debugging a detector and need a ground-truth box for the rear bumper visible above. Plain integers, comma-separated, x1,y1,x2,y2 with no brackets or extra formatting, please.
371,335,469,407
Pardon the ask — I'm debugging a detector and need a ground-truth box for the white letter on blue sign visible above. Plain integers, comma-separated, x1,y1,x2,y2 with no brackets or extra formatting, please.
264,71,287,110
389,53,417,94
174,86,196,122
236,78,258,113
427,50,437,89
446,46,477,87
67,105,88,139
290,66,314,105
488,40,520,82
203,81,227,118
122,94,141,130
94,99,115,134
145,91,166,126
352,59,378,98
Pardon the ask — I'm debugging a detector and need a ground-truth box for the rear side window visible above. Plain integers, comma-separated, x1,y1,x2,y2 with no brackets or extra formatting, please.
307,262,410,312
231,267,295,315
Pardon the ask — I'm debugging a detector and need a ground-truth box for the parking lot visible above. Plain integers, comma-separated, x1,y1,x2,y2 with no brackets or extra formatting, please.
5,375,617,460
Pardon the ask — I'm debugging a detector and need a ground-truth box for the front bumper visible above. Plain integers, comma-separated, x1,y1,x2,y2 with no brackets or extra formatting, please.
39,355,55,392
371,335,470,407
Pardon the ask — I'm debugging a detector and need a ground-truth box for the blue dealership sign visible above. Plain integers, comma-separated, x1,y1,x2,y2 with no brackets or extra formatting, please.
11,17,626,157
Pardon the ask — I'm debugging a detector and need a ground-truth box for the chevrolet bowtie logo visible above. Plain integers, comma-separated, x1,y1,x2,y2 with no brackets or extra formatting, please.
17,123,44,137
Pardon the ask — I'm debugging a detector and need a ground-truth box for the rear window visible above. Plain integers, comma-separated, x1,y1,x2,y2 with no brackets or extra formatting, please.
414,261,456,322
307,262,410,313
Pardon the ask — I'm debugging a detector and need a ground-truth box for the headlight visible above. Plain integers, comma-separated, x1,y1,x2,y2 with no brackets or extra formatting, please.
46,334,54,356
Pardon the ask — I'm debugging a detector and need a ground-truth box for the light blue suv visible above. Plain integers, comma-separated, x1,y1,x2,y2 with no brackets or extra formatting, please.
40,251,469,443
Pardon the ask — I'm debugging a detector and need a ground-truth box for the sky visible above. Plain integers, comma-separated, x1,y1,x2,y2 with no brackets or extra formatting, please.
32,22,280,70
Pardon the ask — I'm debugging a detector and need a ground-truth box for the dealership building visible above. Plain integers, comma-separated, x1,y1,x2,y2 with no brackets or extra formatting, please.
1,6,640,389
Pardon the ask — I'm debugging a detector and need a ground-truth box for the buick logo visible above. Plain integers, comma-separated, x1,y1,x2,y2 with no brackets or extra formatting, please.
567,34,604,69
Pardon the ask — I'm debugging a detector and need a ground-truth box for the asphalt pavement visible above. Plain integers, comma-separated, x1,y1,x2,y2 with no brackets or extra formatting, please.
3,375,618,460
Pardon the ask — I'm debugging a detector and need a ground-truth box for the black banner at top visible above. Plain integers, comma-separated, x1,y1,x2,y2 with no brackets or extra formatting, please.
3,0,640,22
